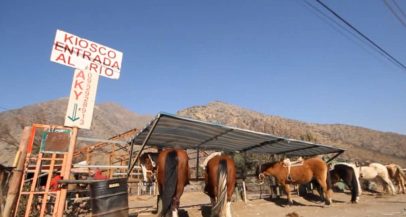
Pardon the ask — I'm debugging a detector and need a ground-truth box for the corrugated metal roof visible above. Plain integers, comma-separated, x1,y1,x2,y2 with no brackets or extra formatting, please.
131,113,344,157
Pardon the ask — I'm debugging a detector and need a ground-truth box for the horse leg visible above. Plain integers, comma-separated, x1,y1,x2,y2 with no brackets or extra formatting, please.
172,181,186,217
226,202,232,217
343,178,357,203
317,180,332,205
400,176,406,194
282,184,293,206
156,183,163,216
225,177,235,217
382,176,396,195
397,181,402,194
156,195,162,216
171,191,182,217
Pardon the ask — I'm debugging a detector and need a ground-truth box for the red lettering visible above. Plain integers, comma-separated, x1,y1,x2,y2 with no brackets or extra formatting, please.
99,47,106,55
83,51,92,61
54,42,64,52
74,90,82,100
107,50,116,59
89,63,98,73
67,56,74,66
55,54,74,66
74,37,79,46
64,33,74,44
76,70,85,80
74,80,83,90
55,53,66,63
93,55,102,64
105,68,114,76
103,58,111,66
75,47,82,57
111,61,120,69
63,44,74,55
79,39,88,48
88,63,115,77
90,43,97,52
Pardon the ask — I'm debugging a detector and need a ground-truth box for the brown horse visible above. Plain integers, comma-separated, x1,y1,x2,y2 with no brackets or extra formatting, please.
386,164,405,194
257,157,332,206
156,148,189,217
204,154,236,217
139,152,159,183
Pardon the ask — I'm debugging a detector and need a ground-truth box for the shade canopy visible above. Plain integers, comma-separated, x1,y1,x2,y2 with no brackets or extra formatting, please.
130,113,344,157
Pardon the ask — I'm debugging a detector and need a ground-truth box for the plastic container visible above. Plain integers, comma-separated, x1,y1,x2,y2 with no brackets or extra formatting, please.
89,178,129,217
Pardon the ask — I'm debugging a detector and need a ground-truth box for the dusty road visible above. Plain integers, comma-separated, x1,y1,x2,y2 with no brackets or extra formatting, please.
129,191,406,217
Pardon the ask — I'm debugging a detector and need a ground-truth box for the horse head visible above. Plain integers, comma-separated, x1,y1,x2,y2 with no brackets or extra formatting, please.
139,152,159,183
255,164,266,185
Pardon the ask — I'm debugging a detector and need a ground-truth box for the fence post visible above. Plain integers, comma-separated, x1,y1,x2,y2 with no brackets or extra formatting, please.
3,126,31,217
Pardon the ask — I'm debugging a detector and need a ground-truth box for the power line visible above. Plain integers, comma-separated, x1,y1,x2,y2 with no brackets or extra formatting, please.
384,0,406,28
303,0,359,40
391,0,406,19
316,0,406,72
301,0,393,66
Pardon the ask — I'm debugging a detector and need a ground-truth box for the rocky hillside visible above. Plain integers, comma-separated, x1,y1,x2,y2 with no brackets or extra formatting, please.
177,101,406,167
1,99,405,167
0,98,152,165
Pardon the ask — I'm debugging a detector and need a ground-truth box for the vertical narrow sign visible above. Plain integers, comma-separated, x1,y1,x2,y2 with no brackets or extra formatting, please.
65,69,99,129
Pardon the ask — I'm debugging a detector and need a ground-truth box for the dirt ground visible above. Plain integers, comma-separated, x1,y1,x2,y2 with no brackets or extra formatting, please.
129,191,406,217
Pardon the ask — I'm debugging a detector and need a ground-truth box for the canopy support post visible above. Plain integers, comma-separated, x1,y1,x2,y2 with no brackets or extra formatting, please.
127,139,135,176
127,116,160,177
326,150,344,163
195,147,200,180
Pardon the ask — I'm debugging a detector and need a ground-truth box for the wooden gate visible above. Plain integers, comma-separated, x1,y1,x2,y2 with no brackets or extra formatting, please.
13,124,77,217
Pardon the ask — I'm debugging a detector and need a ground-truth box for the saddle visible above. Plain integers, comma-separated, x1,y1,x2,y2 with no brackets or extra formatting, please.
283,157,304,182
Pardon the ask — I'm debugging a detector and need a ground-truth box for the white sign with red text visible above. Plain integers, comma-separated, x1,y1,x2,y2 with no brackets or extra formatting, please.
65,69,99,129
51,29,123,79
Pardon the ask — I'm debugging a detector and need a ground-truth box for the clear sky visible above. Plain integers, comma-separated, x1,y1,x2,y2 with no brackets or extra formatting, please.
1,1,405,135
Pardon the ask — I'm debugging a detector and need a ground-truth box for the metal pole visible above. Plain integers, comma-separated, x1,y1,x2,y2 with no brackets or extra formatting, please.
127,117,160,177
195,147,200,180
242,181,247,203
127,139,135,173
326,151,345,163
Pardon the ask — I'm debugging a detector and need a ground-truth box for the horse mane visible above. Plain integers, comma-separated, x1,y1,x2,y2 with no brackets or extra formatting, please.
259,161,280,173
334,162,357,169
201,152,222,168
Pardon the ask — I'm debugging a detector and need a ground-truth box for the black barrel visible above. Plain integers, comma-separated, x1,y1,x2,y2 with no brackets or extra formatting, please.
89,178,129,217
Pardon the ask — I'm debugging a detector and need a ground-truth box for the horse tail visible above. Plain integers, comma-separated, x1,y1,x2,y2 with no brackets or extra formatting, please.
397,165,406,179
212,159,228,217
161,150,178,216
349,166,360,201
326,166,332,191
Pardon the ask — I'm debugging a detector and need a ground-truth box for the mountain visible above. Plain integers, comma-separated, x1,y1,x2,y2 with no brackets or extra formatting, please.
0,98,153,165
177,101,406,167
1,99,405,167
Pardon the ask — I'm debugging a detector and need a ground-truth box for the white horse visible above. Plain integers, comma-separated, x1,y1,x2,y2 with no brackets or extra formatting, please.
334,162,362,199
358,162,396,195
